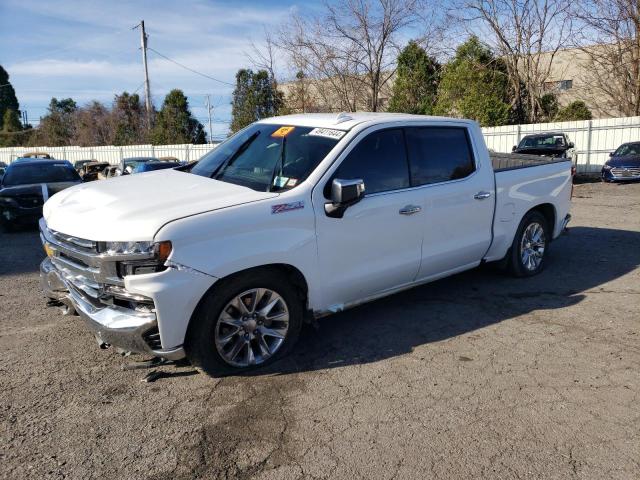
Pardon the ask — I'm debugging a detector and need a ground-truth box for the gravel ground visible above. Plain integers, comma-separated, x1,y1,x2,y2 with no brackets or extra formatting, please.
1,182,639,480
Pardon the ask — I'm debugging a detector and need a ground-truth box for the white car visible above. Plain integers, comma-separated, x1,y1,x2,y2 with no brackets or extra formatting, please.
39,113,572,376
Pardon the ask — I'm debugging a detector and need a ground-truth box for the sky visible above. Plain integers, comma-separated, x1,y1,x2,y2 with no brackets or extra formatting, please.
0,0,311,140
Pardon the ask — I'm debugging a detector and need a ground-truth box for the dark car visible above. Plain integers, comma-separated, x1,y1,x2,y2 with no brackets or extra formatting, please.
513,132,575,158
0,160,82,230
131,160,181,174
601,142,640,182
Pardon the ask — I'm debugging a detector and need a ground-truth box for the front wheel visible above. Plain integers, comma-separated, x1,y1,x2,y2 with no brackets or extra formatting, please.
508,211,549,277
185,269,303,377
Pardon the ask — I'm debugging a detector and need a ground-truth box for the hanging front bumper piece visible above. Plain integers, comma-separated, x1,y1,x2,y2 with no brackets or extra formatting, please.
38,218,214,361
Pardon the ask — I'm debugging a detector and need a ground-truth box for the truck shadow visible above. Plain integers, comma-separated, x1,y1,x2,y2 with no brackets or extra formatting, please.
261,226,640,376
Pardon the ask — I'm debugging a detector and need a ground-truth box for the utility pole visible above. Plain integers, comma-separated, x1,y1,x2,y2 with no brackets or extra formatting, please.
205,95,214,144
134,20,152,128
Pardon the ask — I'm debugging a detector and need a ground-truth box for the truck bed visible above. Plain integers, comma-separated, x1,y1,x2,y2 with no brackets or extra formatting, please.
490,152,571,172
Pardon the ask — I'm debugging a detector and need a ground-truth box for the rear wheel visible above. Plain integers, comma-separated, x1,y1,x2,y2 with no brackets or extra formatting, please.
508,211,549,277
185,269,303,376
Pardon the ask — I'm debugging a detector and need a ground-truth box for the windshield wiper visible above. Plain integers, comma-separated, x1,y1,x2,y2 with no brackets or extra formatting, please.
269,136,286,192
212,131,260,179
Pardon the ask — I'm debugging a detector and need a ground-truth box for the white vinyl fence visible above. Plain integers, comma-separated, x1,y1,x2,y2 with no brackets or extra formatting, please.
482,116,640,173
0,143,219,165
1,116,639,173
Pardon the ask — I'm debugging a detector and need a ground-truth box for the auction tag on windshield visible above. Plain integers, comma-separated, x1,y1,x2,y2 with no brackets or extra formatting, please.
308,128,346,140
273,176,289,188
271,126,295,138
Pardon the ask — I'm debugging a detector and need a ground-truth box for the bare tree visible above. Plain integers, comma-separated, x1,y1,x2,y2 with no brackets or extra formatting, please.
279,0,431,112
247,28,279,81
573,0,640,117
454,0,573,122
72,101,113,147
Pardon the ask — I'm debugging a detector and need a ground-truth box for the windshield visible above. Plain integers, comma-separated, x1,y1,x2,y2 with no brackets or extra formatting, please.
519,134,566,149
614,143,640,156
190,123,344,191
3,163,81,186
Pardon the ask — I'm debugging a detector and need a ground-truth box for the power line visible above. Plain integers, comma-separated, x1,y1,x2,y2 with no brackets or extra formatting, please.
147,47,234,86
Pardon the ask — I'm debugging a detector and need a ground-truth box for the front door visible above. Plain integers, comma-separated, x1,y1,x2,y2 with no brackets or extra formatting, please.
312,128,424,309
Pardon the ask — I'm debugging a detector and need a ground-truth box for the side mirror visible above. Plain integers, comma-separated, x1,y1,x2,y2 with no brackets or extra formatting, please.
324,178,365,218
568,142,575,148
609,152,614,157
512,145,517,152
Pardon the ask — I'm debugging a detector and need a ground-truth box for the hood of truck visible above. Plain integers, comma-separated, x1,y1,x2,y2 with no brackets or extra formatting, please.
43,170,278,241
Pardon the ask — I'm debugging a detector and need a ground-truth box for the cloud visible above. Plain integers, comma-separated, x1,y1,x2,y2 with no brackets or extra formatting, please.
2,0,300,134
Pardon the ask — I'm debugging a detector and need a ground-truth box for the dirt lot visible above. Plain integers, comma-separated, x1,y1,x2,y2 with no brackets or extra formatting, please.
1,182,639,480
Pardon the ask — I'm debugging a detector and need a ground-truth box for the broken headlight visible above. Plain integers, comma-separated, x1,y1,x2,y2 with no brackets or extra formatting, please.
101,241,172,277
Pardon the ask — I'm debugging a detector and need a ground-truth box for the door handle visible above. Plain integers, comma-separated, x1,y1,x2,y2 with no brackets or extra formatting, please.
399,205,422,215
474,191,492,200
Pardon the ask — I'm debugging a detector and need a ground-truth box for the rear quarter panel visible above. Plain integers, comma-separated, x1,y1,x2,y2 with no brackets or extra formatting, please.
484,161,572,262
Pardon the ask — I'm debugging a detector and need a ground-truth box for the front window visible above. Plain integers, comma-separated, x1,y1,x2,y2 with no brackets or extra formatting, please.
3,163,80,186
519,134,566,149
614,143,640,156
190,123,344,192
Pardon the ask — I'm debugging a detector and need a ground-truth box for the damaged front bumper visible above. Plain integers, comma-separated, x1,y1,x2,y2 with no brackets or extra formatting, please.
41,257,185,360
39,219,216,361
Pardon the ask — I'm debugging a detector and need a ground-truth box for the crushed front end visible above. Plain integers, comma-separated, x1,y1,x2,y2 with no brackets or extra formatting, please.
38,218,213,360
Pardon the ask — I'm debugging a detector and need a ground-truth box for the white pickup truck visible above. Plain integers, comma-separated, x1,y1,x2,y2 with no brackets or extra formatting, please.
39,113,572,376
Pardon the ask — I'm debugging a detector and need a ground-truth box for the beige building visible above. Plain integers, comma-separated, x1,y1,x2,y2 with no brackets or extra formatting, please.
536,45,628,119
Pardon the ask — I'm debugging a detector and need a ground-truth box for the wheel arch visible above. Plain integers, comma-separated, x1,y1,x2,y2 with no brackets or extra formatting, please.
185,263,311,341
528,202,556,239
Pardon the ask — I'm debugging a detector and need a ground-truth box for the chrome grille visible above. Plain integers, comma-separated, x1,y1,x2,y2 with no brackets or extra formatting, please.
611,167,640,178
50,229,98,252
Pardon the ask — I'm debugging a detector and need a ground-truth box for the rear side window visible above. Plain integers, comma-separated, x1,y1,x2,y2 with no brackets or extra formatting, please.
405,127,475,186
328,129,409,196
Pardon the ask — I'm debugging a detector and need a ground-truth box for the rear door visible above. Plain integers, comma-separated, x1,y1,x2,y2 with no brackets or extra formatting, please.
312,127,424,309
404,125,495,280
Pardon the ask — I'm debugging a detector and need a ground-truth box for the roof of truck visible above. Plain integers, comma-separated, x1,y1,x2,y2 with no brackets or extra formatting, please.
258,112,475,130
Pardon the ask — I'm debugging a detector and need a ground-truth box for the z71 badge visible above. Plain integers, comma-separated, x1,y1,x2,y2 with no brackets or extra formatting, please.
272,201,305,214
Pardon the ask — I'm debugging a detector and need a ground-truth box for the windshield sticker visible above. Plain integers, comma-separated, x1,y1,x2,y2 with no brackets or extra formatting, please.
308,128,346,140
286,178,298,187
272,201,304,214
271,126,295,138
273,176,289,188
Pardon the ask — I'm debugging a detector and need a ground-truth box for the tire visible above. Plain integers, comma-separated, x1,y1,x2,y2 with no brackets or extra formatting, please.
185,269,304,377
508,210,550,277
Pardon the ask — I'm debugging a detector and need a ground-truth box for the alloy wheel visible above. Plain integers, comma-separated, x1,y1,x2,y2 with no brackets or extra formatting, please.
520,222,546,271
214,288,290,367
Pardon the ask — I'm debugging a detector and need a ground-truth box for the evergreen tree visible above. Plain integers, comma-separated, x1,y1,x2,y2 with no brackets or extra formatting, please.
112,92,147,145
29,98,77,146
230,69,283,133
151,89,205,144
554,101,593,122
2,109,22,132
434,37,511,127
0,66,20,131
539,93,559,123
388,41,439,115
